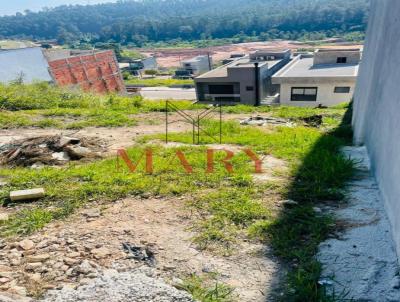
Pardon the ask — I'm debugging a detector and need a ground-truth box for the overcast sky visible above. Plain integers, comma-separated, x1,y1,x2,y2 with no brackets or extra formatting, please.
0,0,117,16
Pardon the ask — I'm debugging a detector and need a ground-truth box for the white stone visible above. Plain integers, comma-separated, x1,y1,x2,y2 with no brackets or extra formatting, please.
18,239,34,251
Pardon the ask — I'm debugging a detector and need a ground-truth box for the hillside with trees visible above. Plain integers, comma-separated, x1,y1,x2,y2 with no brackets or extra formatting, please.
0,0,369,47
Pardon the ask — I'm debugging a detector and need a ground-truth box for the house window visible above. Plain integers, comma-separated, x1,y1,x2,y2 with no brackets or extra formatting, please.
291,87,318,101
334,86,351,93
209,85,234,94
246,86,254,91
337,57,347,64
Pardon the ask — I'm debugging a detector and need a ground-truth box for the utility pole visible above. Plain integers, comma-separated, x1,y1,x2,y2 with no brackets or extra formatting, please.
207,52,212,71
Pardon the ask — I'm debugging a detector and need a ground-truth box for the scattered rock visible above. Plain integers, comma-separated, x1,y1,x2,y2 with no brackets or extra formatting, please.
0,292,32,302
10,188,45,202
202,264,216,273
91,247,111,259
76,260,94,275
27,273,42,283
64,257,80,266
9,284,27,296
18,239,35,251
51,152,70,161
25,262,42,271
36,240,49,249
27,253,50,263
0,213,9,221
163,264,176,271
82,209,101,218
68,252,81,258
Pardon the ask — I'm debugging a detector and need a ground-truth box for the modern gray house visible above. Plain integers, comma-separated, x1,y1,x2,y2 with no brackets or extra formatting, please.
194,50,291,105
272,49,361,107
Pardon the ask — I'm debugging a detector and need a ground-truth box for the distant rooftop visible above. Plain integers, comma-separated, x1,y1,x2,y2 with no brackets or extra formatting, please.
196,56,281,79
273,55,359,80
182,55,209,63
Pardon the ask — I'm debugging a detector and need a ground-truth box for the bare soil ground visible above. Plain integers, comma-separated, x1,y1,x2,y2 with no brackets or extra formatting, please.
140,41,363,68
0,112,255,155
0,112,290,301
0,196,285,301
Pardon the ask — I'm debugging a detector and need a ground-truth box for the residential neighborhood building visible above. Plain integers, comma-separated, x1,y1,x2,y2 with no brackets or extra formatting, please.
272,49,361,107
0,47,52,84
194,50,291,105
120,56,157,76
177,55,212,77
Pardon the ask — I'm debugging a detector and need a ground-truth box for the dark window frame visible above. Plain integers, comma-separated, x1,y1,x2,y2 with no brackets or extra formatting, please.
208,84,235,95
290,87,318,102
337,57,347,64
334,86,351,93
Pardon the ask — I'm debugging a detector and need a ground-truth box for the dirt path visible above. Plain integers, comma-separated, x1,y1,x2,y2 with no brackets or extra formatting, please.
0,197,285,301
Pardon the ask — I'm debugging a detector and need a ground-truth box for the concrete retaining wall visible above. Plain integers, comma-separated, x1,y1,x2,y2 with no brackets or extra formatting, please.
352,0,400,256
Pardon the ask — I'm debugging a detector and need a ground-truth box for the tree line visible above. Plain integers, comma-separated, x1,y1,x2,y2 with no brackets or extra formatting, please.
0,0,369,47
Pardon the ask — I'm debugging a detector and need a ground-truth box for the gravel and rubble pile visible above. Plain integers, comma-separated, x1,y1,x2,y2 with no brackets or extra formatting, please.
0,135,106,167
41,269,194,302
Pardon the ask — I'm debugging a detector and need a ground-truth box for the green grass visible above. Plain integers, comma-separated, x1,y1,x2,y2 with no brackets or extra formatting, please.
125,77,194,87
0,145,255,236
0,86,354,301
0,82,202,129
178,274,235,302
143,106,354,301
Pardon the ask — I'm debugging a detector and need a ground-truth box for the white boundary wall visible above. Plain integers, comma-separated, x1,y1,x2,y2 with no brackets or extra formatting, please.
353,0,400,256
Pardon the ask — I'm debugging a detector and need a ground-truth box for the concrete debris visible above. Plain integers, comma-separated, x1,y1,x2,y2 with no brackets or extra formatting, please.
10,188,45,202
240,116,293,127
0,135,105,167
41,269,194,302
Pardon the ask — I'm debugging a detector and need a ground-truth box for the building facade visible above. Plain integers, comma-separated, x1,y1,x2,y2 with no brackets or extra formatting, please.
179,55,212,76
272,49,361,107
195,50,291,105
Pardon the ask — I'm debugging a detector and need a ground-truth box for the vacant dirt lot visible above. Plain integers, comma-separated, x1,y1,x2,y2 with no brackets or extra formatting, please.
140,40,363,67
0,111,291,301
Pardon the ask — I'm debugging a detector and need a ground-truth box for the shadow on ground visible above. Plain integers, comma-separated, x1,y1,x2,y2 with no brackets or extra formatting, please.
266,104,354,302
